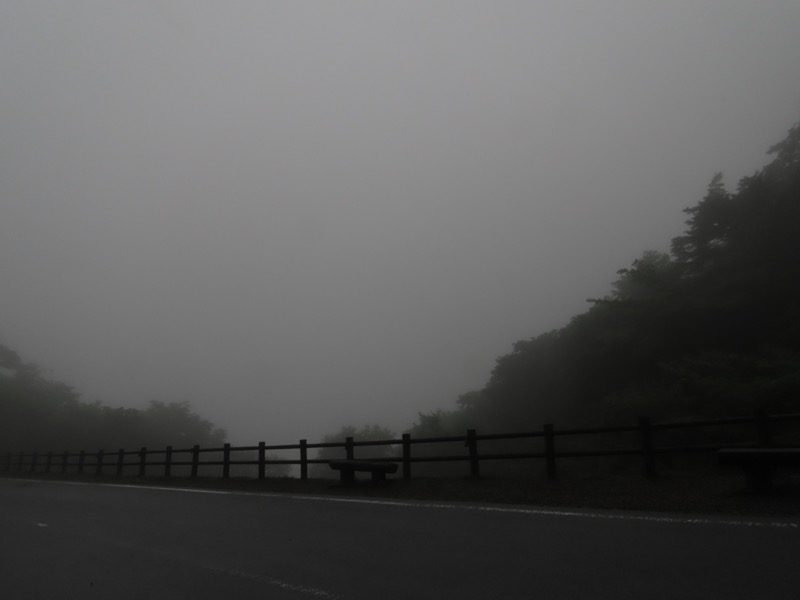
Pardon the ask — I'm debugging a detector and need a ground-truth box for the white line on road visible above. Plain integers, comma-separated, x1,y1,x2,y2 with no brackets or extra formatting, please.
202,563,342,599
9,477,799,529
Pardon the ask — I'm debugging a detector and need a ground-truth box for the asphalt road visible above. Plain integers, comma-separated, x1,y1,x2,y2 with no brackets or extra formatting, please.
1,478,798,599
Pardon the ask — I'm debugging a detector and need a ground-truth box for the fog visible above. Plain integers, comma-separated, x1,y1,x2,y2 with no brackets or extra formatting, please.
1,2,799,444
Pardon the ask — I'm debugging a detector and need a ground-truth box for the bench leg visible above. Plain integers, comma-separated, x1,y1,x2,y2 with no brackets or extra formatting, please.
371,471,386,483
744,465,772,492
340,469,355,485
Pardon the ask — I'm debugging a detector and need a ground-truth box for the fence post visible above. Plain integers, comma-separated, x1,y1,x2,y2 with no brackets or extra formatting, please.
45,451,53,474
116,449,125,476
755,409,771,447
222,443,231,479
191,445,200,478
164,446,172,477
96,450,104,476
639,417,656,478
5,452,11,471
17,452,24,472
345,437,354,460
62,450,69,473
402,433,411,480
31,452,38,473
255,442,265,480
544,424,557,480
466,429,479,478
300,439,308,480
78,451,86,475
139,447,147,477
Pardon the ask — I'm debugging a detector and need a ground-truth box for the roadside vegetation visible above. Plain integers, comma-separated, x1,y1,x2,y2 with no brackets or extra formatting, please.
2,119,799,473
399,120,800,440
0,347,225,452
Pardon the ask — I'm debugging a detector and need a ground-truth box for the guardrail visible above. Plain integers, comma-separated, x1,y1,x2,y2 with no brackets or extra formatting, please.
4,410,799,481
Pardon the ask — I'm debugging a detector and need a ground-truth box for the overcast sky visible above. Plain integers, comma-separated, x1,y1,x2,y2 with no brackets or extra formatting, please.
2,1,799,444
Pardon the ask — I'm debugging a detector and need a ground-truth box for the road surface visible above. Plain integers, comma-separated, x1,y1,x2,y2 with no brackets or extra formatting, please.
1,478,798,599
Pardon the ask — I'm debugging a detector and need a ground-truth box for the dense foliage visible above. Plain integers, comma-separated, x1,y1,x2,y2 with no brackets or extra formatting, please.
0,344,226,452
413,121,800,433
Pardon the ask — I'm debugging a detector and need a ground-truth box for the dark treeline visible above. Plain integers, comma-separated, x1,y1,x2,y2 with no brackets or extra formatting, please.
408,120,800,438
0,344,225,453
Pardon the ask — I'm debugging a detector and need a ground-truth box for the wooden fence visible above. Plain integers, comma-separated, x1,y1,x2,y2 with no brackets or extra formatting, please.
3,410,799,481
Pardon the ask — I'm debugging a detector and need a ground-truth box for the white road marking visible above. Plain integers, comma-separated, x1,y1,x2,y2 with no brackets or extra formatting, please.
202,564,342,599
8,477,799,529
8,487,342,600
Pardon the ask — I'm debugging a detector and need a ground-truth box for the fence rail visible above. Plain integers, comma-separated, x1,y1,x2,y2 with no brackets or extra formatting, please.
4,410,800,482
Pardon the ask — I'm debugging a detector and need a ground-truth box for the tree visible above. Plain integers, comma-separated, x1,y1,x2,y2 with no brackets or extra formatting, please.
0,342,226,452
139,400,226,448
454,119,800,427
671,173,732,273
0,343,22,371
481,330,573,426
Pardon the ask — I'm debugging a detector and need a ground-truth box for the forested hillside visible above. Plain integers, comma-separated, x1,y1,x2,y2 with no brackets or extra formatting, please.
0,343,226,452
413,121,800,436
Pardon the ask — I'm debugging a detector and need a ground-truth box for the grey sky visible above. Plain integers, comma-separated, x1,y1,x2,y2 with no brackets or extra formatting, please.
2,1,799,444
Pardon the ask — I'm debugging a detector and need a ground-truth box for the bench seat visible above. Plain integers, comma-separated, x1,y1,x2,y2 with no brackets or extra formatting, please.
718,448,800,491
328,460,398,484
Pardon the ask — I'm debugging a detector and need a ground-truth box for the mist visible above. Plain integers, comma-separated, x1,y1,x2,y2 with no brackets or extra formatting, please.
2,1,799,444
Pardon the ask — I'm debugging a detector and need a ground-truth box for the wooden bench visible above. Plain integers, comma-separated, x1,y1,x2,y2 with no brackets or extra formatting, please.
718,448,800,491
328,460,398,484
